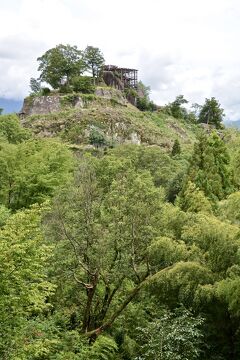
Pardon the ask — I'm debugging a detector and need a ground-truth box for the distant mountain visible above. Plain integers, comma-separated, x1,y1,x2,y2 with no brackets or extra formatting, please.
224,120,240,129
0,98,23,114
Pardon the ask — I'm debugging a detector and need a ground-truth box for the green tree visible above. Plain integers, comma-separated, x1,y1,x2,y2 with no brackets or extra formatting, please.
37,44,85,89
89,128,107,147
45,158,201,342
136,308,204,360
0,205,10,227
176,181,212,213
198,97,225,129
29,77,41,94
0,114,31,143
0,139,73,210
0,108,3,115
180,131,233,201
166,95,188,119
218,191,240,224
0,205,55,358
84,46,105,84
136,81,156,111
71,75,95,93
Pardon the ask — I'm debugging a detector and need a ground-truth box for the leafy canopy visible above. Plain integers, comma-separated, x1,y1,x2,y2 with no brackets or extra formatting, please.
37,44,86,89
84,45,105,82
198,97,225,128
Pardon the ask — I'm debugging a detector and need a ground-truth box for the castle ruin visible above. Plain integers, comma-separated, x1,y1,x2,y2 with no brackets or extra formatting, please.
103,65,138,91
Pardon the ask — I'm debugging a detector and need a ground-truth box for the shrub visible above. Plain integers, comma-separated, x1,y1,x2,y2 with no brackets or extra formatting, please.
60,94,79,107
89,128,107,147
41,87,51,95
71,76,95,94
171,139,181,156
136,97,156,111
59,84,73,94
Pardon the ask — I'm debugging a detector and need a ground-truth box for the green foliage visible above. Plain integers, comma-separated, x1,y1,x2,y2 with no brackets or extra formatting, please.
41,87,51,95
71,75,95,93
181,213,239,274
171,138,181,156
0,139,73,210
0,205,11,227
135,81,156,111
89,336,118,359
176,181,212,213
0,108,3,115
216,275,240,316
89,128,108,147
135,308,204,360
0,114,31,143
2,95,240,359
136,96,156,111
103,145,187,191
59,83,73,94
231,144,240,188
45,158,166,338
165,95,189,119
0,205,55,358
198,97,225,129
37,44,85,89
180,131,233,201
218,191,240,224
60,94,79,107
84,45,105,83
29,77,41,94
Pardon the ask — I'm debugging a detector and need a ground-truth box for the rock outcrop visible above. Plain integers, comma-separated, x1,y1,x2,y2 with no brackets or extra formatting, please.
20,88,127,117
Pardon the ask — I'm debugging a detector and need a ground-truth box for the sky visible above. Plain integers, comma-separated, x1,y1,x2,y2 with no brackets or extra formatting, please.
0,0,240,120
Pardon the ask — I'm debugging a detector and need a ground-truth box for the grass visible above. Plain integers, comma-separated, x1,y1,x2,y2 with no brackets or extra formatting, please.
22,95,199,151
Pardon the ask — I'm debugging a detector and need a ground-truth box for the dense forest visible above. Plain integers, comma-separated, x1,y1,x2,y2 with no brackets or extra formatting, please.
1,44,240,360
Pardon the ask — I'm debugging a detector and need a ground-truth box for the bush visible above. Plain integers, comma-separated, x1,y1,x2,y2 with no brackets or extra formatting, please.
59,84,72,94
71,76,95,94
60,94,79,107
0,114,31,143
171,139,181,156
136,97,156,112
41,87,51,95
89,128,107,147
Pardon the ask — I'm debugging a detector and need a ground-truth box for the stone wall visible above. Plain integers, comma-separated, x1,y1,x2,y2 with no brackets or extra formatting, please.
21,95,62,116
20,88,127,117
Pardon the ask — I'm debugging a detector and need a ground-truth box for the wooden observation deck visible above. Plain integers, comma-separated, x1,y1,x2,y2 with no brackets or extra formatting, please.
103,65,138,89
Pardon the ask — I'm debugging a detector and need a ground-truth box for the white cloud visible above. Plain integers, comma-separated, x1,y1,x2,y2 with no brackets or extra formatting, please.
0,0,240,119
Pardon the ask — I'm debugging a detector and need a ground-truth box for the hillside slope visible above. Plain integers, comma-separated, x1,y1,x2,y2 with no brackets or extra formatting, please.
21,88,198,151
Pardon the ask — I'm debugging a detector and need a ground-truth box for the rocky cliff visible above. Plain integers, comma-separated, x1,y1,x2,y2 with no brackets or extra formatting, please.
20,88,127,116
20,88,197,150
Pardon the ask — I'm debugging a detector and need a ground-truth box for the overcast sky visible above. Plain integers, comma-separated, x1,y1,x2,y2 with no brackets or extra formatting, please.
1,0,240,120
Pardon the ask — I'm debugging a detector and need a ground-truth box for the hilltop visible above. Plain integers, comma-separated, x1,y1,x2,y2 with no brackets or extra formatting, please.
20,87,198,152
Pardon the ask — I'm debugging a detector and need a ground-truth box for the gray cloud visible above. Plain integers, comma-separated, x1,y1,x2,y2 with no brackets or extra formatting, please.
1,0,240,120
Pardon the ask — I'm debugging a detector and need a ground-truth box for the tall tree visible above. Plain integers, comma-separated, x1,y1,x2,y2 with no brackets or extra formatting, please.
37,44,85,89
179,131,233,201
45,158,201,341
84,46,105,84
198,97,225,129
